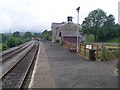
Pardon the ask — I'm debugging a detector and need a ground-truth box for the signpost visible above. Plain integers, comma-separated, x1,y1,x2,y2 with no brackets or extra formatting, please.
86,45,92,49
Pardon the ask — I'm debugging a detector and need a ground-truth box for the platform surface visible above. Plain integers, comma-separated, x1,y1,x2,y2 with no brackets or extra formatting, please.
29,41,118,88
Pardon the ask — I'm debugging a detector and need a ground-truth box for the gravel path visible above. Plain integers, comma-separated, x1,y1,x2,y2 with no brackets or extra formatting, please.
43,41,118,88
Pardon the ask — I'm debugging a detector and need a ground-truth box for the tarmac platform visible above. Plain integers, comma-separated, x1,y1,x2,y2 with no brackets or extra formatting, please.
29,41,118,88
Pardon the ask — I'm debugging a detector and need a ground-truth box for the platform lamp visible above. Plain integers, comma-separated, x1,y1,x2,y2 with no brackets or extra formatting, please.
76,6,80,53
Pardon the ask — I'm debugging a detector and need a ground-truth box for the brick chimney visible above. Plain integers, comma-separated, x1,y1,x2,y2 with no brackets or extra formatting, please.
67,16,73,22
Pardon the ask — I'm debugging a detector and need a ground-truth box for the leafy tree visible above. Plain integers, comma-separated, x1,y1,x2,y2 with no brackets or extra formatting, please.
23,32,32,39
6,36,16,48
81,8,107,41
13,31,21,38
81,9,117,42
0,33,7,43
100,14,116,41
15,38,23,45
33,33,41,38
22,38,31,43
42,30,48,34
41,30,52,40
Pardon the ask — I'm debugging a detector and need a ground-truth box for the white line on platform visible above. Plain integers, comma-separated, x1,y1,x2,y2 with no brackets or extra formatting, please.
28,42,41,88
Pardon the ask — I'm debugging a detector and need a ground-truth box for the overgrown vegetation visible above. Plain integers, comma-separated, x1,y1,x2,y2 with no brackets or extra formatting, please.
102,48,119,61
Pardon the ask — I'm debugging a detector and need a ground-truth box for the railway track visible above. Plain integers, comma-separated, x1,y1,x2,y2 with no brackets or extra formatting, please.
1,41,39,89
0,41,33,63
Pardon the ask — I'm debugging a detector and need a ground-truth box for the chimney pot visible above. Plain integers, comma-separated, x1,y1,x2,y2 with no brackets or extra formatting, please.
67,16,73,22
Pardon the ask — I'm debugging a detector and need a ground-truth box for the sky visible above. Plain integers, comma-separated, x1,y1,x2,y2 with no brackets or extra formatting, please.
0,0,119,33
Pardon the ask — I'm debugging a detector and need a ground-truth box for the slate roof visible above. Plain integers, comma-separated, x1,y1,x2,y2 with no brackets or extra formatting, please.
61,30,79,36
51,23,63,29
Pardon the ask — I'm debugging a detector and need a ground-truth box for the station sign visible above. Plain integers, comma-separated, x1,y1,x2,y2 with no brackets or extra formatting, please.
86,45,92,49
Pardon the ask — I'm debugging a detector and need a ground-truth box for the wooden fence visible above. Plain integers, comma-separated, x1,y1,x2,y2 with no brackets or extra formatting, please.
79,43,99,60
64,41,100,60
64,41,119,61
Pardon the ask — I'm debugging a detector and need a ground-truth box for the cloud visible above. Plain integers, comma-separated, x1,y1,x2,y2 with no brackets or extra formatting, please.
0,11,13,32
0,0,119,33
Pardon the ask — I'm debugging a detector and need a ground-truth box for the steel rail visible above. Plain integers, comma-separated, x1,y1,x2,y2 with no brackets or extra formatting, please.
0,43,35,80
18,42,39,89
0,41,33,63
0,41,33,57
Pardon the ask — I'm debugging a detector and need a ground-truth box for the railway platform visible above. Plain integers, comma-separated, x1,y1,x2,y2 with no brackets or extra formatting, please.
29,41,118,88
29,42,55,88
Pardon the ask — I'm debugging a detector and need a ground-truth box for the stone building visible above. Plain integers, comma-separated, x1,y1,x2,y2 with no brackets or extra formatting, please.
51,16,85,44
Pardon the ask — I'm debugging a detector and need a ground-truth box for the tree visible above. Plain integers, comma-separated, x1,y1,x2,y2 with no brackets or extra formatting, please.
0,33,7,43
15,38,23,45
6,36,16,48
41,30,52,40
2,43,8,50
13,31,21,38
23,32,32,39
100,14,116,41
81,8,107,41
42,30,48,34
33,33,41,38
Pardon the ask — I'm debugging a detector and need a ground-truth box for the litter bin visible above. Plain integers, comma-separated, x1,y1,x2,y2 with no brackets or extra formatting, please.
89,49,96,61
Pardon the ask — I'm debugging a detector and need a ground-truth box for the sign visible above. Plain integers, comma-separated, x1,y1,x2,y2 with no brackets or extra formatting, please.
86,45,92,49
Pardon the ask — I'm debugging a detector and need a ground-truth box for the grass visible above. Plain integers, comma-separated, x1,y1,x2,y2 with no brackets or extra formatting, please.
86,34,119,44
97,37,119,44
104,37,119,44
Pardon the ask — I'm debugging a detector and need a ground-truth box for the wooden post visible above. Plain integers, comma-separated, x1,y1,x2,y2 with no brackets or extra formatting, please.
101,43,105,60
96,45,99,60
84,44,86,55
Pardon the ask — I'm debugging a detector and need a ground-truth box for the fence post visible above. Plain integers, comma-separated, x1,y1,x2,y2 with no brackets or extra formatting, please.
96,45,99,60
84,44,86,55
101,43,105,60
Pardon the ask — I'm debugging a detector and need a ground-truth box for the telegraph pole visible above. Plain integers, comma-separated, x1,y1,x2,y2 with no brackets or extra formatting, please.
76,7,80,53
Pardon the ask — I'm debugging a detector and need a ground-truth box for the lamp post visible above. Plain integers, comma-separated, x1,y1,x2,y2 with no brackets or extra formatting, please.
76,7,80,53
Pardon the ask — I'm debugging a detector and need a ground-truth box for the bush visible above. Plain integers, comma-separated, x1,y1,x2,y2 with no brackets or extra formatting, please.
86,34,95,43
15,38,23,46
111,49,120,58
2,43,8,51
102,49,119,61
22,38,30,43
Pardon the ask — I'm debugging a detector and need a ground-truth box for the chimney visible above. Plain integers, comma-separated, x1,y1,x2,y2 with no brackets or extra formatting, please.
67,16,73,22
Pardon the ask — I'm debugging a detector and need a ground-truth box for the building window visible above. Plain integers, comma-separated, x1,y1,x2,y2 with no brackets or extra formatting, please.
59,32,61,37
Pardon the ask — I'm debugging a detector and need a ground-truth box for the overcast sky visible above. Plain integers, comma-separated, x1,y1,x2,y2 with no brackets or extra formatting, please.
0,0,119,33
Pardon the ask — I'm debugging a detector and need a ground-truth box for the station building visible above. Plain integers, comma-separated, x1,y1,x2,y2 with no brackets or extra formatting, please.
51,16,85,44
